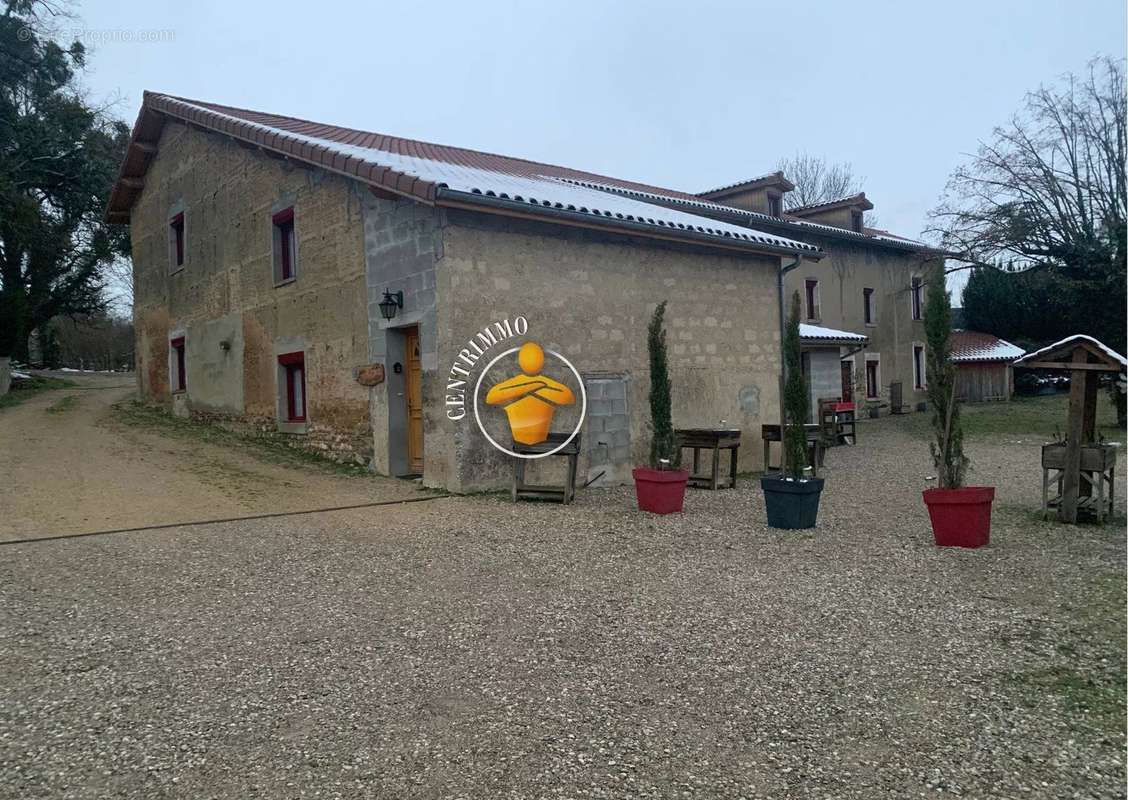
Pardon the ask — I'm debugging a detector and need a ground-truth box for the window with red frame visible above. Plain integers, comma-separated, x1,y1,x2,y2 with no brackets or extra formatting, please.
804,279,820,321
169,212,185,270
272,207,296,283
170,336,186,392
278,352,306,422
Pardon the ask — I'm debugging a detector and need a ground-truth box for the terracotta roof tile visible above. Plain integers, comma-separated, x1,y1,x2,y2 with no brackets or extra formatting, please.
950,330,1025,363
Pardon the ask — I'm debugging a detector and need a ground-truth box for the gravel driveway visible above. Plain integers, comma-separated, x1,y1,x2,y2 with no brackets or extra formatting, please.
0,372,418,542
0,417,1123,799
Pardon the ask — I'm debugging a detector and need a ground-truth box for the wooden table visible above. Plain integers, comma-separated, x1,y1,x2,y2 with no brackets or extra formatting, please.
676,428,741,490
511,433,581,504
760,423,824,476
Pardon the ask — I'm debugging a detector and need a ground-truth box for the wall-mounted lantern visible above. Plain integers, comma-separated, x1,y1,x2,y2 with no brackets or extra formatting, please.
378,289,403,321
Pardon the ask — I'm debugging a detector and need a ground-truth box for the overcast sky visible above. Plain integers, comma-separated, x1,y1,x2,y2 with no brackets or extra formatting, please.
73,0,1125,299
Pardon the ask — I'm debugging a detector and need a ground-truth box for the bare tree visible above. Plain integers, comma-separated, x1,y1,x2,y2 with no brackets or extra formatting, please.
777,152,865,209
927,57,1126,277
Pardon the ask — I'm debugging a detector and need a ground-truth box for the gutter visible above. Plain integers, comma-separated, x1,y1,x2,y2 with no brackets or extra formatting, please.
435,188,823,260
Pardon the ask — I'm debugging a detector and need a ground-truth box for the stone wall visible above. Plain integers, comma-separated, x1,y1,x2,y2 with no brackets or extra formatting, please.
430,212,784,492
130,122,373,465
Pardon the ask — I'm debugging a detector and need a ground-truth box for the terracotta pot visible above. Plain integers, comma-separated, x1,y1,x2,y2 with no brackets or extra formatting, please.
632,467,690,514
922,486,995,548
761,475,824,529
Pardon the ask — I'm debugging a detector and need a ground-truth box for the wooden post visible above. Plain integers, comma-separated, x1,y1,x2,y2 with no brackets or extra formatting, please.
1060,346,1088,523
1081,364,1100,443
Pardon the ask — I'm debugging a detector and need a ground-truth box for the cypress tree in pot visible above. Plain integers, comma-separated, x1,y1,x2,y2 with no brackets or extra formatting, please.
761,292,825,529
633,301,690,514
921,275,995,547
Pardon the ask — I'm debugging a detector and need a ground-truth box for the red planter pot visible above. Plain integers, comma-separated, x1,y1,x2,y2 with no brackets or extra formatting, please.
922,486,995,548
632,467,690,514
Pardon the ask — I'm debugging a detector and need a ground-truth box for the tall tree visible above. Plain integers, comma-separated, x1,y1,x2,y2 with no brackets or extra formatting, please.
0,1,130,360
930,57,1126,353
925,276,968,489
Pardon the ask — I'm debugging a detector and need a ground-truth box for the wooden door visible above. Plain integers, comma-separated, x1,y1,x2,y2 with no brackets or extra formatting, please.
840,361,853,402
403,326,424,474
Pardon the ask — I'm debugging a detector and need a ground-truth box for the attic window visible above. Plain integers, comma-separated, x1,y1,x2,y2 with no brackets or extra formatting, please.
272,207,297,284
851,209,864,233
767,193,782,218
168,212,185,271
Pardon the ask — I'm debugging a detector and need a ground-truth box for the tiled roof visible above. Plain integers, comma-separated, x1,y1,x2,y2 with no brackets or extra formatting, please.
787,192,874,215
558,179,938,253
697,171,795,198
106,93,820,258
799,324,869,344
1014,334,1126,369
950,330,1025,363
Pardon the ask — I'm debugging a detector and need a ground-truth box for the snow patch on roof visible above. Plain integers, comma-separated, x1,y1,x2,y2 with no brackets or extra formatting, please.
800,323,869,343
1015,334,1127,368
172,100,819,255
950,331,1025,363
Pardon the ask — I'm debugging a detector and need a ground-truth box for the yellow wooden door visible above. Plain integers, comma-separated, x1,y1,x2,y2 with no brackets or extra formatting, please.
404,326,424,474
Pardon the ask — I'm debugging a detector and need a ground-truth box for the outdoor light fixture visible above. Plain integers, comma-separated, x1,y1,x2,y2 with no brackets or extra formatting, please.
378,289,403,321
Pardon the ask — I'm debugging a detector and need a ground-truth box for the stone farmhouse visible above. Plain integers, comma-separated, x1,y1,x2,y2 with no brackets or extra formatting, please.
106,93,944,492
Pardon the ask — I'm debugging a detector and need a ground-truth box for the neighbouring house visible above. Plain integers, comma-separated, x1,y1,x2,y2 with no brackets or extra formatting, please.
950,330,1025,402
632,175,948,411
702,185,946,411
106,93,941,491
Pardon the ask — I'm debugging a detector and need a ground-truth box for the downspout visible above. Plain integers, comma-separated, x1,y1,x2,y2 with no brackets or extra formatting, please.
777,252,804,473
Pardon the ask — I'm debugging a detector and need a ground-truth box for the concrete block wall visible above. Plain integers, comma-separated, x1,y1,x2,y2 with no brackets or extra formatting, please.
130,122,373,465
360,191,445,476
804,348,842,419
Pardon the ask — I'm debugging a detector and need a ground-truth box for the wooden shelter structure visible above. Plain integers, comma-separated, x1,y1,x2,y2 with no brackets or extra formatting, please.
1014,335,1127,523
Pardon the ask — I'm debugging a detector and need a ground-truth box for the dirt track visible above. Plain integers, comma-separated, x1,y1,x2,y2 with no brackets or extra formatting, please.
0,372,421,541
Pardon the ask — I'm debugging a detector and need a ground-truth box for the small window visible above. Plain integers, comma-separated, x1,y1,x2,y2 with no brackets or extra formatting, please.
863,288,875,325
278,351,306,422
767,193,782,218
911,277,923,321
272,207,296,283
865,358,880,400
851,210,864,233
170,336,186,393
169,212,185,271
913,344,926,389
804,279,820,321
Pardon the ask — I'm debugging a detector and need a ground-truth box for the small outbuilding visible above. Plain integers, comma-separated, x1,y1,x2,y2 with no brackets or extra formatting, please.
799,324,868,417
950,330,1025,402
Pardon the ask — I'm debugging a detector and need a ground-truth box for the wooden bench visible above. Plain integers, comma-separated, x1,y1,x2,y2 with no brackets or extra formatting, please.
676,428,741,490
760,423,824,476
511,433,581,504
